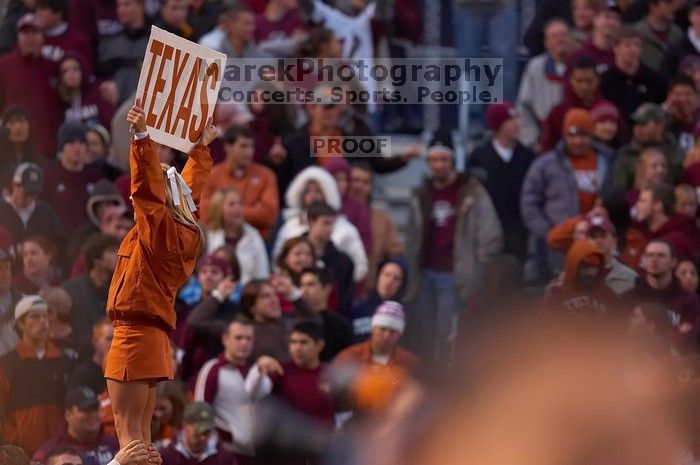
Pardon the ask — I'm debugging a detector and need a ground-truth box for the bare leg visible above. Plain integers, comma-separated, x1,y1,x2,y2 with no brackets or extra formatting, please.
143,383,162,464
142,383,157,444
107,379,151,449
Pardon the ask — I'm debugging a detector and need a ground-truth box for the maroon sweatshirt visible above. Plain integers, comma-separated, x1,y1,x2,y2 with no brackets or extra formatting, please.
68,0,121,46
42,161,104,235
59,52,116,127
0,50,62,157
42,25,93,72
272,362,335,427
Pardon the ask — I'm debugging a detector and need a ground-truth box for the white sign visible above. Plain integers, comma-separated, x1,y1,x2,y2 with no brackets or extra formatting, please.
136,26,225,153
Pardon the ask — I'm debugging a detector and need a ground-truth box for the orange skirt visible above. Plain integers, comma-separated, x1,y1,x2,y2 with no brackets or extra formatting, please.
104,323,173,382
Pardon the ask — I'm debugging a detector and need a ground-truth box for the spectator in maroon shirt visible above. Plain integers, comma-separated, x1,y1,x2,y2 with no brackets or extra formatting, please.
159,402,238,465
540,56,602,152
325,157,372,258
254,0,306,57
36,0,93,68
265,321,334,465
57,52,116,128
43,122,103,235
624,239,700,352
68,0,122,48
240,0,265,14
567,0,621,74
0,14,62,157
272,321,334,426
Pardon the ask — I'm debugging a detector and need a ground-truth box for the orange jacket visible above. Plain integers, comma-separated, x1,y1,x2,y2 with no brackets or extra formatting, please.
333,340,420,372
199,161,279,238
547,215,584,253
0,341,75,456
107,137,212,330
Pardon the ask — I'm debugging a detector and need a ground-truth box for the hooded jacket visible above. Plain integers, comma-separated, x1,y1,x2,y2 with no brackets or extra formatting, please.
85,179,126,227
272,166,368,282
546,240,619,321
59,51,116,128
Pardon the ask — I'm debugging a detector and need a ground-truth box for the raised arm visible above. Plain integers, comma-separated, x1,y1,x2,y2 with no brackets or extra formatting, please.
181,119,217,209
127,99,168,252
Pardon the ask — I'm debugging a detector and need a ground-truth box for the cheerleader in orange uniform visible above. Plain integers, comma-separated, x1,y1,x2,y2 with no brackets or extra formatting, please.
104,99,216,457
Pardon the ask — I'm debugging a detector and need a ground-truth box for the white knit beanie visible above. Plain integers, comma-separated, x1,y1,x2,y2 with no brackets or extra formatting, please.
371,301,406,334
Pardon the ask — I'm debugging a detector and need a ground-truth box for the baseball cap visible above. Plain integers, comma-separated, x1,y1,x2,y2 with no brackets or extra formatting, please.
14,295,48,322
65,387,99,411
630,103,667,124
183,402,216,433
17,13,41,31
586,214,616,236
13,162,43,195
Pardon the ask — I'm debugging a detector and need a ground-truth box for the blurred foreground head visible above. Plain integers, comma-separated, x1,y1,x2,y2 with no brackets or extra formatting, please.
396,315,696,465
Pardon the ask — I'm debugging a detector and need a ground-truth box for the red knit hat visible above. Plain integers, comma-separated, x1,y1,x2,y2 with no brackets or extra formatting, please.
590,100,619,124
197,255,231,276
562,108,594,135
486,101,518,132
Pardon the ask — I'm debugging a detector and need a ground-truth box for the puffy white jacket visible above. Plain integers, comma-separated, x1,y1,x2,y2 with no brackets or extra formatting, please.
206,223,270,285
272,166,368,282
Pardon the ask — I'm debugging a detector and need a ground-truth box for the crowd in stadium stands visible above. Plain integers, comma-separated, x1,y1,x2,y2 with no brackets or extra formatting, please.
1,0,700,463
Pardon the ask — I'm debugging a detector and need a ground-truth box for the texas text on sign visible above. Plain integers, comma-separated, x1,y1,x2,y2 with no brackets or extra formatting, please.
136,26,225,153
